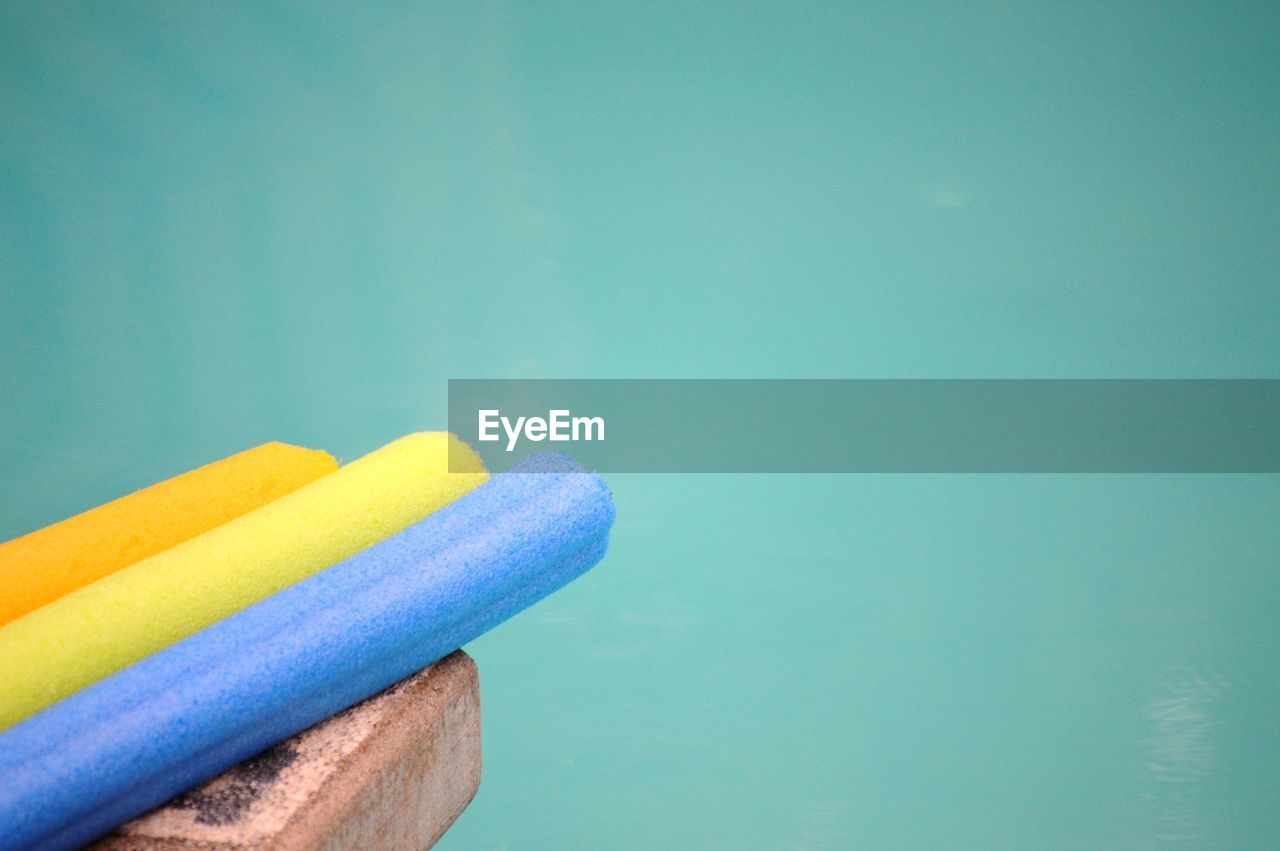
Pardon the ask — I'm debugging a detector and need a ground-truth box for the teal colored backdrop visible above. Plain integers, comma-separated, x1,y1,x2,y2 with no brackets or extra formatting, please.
2,3,1277,847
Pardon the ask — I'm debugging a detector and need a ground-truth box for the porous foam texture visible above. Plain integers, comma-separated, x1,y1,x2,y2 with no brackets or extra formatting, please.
0,432,486,731
0,453,614,851
0,442,338,626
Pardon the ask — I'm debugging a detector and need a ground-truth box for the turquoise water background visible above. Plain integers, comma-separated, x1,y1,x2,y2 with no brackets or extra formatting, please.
2,3,1277,847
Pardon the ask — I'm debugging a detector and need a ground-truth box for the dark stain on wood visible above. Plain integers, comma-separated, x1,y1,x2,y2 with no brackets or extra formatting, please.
169,744,300,826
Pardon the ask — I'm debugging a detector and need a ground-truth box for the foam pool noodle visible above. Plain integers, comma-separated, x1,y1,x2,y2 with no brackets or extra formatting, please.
0,452,614,851
0,442,338,627
0,432,486,730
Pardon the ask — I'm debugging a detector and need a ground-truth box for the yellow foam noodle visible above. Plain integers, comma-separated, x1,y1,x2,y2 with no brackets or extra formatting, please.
0,443,339,627
0,432,487,730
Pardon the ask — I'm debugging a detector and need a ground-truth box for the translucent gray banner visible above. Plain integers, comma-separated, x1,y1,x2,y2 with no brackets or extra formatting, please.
447,380,1280,473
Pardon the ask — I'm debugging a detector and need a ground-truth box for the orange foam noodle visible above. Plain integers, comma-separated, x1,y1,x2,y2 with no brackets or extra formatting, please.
0,442,339,626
